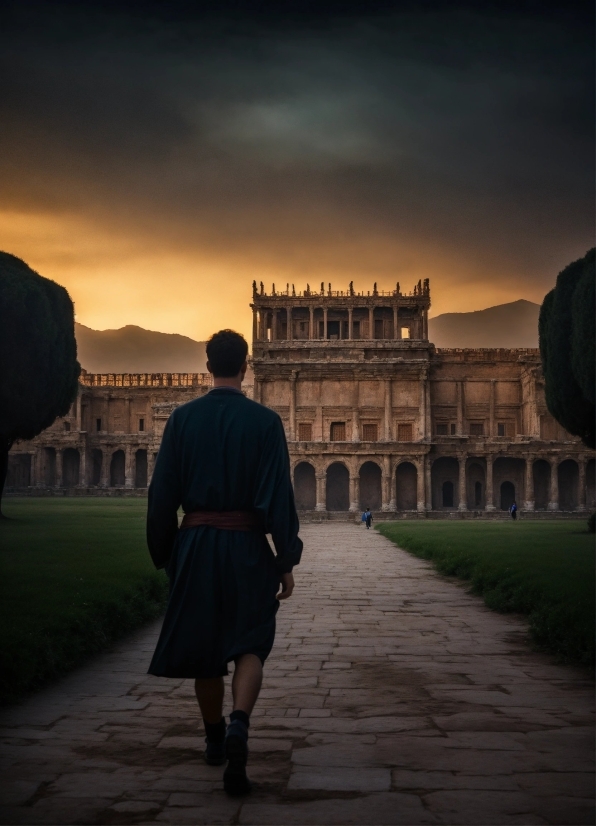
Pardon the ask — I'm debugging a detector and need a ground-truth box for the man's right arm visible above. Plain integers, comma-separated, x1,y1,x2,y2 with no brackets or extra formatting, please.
146,415,182,569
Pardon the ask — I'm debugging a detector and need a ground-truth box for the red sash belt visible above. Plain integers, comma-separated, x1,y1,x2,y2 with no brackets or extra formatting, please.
180,510,263,531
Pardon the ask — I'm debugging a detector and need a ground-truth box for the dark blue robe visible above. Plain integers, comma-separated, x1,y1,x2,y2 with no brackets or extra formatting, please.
147,387,303,678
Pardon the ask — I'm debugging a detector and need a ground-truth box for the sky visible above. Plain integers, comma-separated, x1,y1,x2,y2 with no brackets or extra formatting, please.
0,0,593,341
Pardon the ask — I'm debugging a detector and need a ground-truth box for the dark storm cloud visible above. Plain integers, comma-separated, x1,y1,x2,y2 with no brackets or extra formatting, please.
0,1,593,294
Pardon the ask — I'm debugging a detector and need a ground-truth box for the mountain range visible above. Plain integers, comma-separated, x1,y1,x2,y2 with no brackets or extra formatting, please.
75,300,540,373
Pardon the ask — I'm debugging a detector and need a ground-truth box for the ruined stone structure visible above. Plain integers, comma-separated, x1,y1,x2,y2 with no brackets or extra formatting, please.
250,280,595,516
6,280,595,515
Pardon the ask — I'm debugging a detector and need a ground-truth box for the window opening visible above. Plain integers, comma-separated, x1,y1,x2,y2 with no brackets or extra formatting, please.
469,422,484,436
96,418,102,432
436,423,448,436
362,423,378,441
401,327,410,339
298,423,312,441
330,422,346,441
63,421,70,432
397,423,413,441
139,418,145,432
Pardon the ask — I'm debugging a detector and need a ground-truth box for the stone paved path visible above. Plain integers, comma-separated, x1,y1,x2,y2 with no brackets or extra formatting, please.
0,524,594,825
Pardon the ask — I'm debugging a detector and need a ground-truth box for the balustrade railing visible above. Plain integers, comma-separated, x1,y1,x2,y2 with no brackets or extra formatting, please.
80,372,213,388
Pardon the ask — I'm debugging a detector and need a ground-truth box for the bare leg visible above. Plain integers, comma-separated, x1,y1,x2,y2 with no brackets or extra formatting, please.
231,654,263,715
194,676,224,724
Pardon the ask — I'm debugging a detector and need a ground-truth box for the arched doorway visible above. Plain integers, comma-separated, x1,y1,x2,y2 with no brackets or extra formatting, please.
396,462,417,510
91,449,102,486
44,447,56,486
494,458,525,508
467,462,485,509
135,449,148,488
431,457,459,509
587,459,596,510
294,462,316,510
533,459,550,510
110,450,125,487
326,462,349,511
558,460,579,510
500,481,515,511
442,481,454,507
359,461,382,510
63,448,80,487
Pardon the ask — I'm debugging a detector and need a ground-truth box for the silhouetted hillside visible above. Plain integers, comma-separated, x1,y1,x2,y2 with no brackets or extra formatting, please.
75,324,208,373
428,300,540,348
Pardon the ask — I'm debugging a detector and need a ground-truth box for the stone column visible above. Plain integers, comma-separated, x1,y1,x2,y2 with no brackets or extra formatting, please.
125,396,132,433
101,448,110,487
458,456,467,511
489,381,496,438
384,379,392,441
348,308,353,339
578,459,587,511
252,309,258,342
548,460,559,510
253,379,261,404
323,308,328,340
368,306,374,339
393,305,399,339
417,459,426,512
289,372,297,441
456,381,464,435
147,451,156,485
485,455,495,511
424,454,432,511
352,380,360,441
418,372,427,440
309,307,314,340
55,449,63,488
423,310,428,340
286,306,293,341
382,455,393,511
75,391,83,431
125,446,134,488
272,310,278,341
315,473,326,511
79,447,87,487
524,457,535,511
349,471,359,513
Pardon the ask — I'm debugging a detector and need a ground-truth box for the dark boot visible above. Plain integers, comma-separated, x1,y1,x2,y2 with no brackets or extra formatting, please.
223,717,251,795
203,717,226,766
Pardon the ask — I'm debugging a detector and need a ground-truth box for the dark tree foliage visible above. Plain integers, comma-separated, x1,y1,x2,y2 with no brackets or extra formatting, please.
0,252,80,513
539,248,595,450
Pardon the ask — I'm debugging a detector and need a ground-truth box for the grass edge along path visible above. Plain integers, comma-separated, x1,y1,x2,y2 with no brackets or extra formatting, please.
377,520,595,669
0,498,168,705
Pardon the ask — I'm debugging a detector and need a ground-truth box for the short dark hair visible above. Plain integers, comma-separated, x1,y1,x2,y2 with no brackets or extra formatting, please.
206,329,248,377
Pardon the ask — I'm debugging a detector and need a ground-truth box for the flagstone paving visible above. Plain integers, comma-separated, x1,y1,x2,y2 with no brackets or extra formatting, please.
0,523,593,825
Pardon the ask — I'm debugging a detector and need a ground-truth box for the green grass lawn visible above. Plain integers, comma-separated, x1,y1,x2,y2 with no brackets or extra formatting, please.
377,520,595,668
0,498,168,704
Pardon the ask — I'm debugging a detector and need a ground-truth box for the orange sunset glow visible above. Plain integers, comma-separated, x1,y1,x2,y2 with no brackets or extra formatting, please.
0,4,593,341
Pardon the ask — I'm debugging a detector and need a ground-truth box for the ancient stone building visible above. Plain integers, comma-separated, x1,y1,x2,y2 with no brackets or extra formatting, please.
6,281,595,515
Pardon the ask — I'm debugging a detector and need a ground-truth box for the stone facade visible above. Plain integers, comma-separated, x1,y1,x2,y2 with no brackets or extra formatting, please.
6,281,596,515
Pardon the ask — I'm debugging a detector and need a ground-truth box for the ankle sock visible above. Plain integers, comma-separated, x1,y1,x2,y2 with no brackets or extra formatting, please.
227,710,250,742
204,717,226,743
230,710,250,729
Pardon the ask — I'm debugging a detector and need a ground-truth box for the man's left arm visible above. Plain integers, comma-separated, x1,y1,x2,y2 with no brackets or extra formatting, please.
254,416,303,576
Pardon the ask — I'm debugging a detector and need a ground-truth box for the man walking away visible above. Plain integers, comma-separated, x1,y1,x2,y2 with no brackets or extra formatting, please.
365,508,373,529
146,329,303,796
509,501,518,520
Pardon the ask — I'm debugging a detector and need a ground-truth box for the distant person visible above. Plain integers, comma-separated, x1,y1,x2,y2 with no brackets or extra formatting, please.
362,508,373,529
146,329,303,796
509,501,517,520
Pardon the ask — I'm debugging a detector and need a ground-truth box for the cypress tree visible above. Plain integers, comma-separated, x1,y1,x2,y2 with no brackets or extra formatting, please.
539,248,595,450
0,253,80,514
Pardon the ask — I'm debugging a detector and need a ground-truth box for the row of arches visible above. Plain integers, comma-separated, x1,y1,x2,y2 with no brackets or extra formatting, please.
40,447,150,488
293,457,596,512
